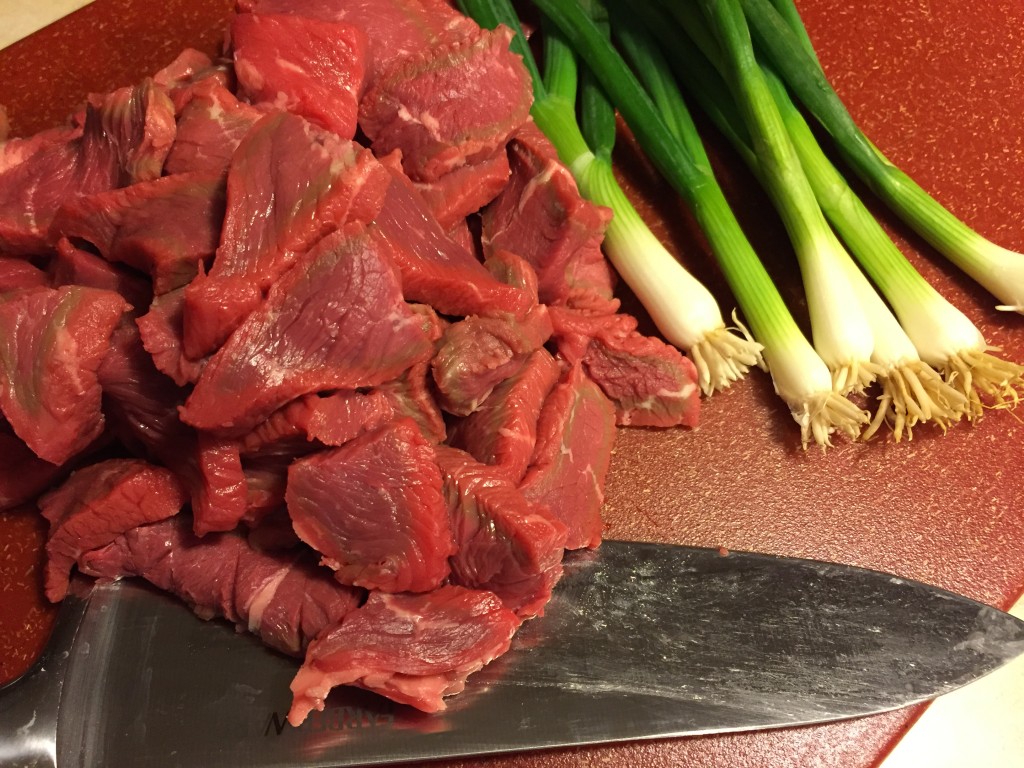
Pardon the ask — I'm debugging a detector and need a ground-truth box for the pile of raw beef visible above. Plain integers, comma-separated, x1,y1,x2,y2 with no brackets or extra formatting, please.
0,0,699,723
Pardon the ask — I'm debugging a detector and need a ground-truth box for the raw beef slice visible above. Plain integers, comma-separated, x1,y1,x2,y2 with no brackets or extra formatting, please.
482,123,616,308
0,286,126,464
370,162,532,319
450,348,562,483
136,288,205,386
180,229,435,432
519,364,617,550
191,435,248,535
0,258,48,293
431,306,553,416
232,12,367,139
50,169,226,295
184,111,391,357
583,329,701,429
437,446,567,618
288,585,519,723
358,25,532,183
49,238,152,312
412,148,510,231
241,389,396,454
164,80,262,175
0,116,119,255
92,77,176,185
39,459,187,602
286,418,455,593
238,0,478,83
79,515,364,657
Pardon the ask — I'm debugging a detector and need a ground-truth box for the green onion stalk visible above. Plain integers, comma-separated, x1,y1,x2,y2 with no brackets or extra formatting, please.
639,2,969,438
459,0,762,395
744,0,1024,314
744,0,1024,415
531,0,868,447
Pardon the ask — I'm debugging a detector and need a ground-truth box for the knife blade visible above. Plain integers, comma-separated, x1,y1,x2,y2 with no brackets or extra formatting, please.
2,540,1023,768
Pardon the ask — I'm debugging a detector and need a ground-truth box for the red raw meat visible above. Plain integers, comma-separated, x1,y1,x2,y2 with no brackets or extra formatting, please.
0,423,66,513
232,12,367,139
50,170,226,295
0,116,119,255
39,458,187,602
359,25,532,183
437,446,567,618
136,288,205,386
447,218,476,254
302,390,396,447
97,320,194,467
242,458,291,526
482,123,617,308
91,78,176,185
164,80,262,175
210,111,388,289
239,0,478,82
153,48,218,92
180,229,435,432
450,348,562,483
519,364,617,550
0,286,126,464
288,584,519,723
48,238,152,312
185,111,391,357
79,515,364,657
180,270,263,360
0,123,78,175
236,390,398,526
0,258,49,293
376,360,447,444
584,329,701,429
550,306,701,428
483,248,540,300
370,162,533,319
412,148,510,230
286,418,455,593
192,435,248,535
547,304,636,363
238,395,325,456
431,306,553,416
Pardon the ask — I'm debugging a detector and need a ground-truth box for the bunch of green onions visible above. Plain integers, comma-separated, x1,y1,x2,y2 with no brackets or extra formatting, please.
461,0,1024,447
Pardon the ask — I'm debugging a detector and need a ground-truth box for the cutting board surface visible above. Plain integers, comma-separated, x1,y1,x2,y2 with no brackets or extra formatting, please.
2,2,1023,766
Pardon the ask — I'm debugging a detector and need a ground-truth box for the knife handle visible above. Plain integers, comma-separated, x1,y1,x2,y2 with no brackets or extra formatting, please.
0,578,93,768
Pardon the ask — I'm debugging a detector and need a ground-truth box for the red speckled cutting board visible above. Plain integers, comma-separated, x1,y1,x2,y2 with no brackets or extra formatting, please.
2,2,1023,766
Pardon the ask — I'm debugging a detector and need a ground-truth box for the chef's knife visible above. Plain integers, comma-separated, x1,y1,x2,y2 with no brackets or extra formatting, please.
2,541,1023,768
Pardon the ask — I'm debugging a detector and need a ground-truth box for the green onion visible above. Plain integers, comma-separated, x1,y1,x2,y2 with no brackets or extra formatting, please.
693,0,876,395
590,7,763,393
766,74,972,434
461,0,763,396
744,0,1024,415
654,0,1016,430
767,71,1013,423
742,0,1024,315
635,1,979,437
532,0,868,446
